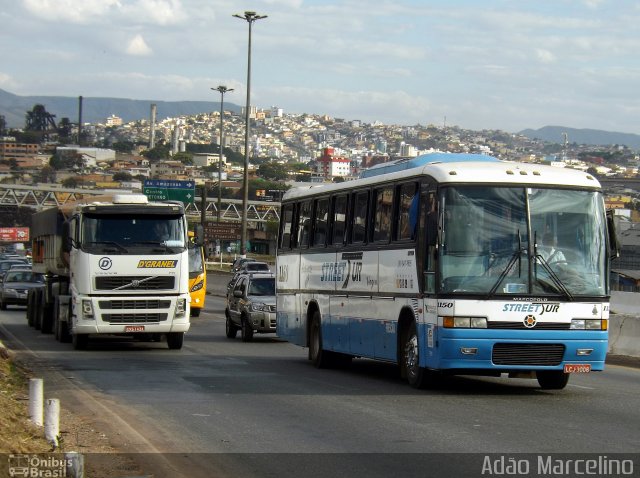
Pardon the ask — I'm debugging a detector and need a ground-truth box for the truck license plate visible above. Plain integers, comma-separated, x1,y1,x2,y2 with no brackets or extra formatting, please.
563,364,591,373
125,325,145,332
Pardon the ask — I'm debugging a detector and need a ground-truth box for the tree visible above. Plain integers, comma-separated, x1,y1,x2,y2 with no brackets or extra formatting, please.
36,165,56,183
112,141,135,153
113,171,133,182
50,151,84,170
258,162,289,181
62,176,80,188
172,152,193,165
141,143,171,161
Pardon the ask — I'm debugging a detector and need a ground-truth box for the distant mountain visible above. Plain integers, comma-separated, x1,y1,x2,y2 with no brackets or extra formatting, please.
0,88,241,129
519,125,640,149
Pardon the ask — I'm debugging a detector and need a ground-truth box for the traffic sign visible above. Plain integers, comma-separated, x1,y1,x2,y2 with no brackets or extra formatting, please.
143,180,195,205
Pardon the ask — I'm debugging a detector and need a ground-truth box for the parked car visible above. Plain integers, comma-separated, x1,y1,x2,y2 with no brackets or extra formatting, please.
0,270,45,309
225,272,276,342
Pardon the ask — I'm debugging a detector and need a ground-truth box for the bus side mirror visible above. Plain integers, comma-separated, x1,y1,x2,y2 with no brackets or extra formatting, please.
193,224,204,247
606,210,620,259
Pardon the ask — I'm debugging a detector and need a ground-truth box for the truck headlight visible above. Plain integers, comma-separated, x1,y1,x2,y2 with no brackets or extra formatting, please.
82,299,94,319
175,298,187,318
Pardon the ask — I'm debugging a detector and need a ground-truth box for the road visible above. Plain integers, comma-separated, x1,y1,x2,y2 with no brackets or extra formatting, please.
1,276,639,478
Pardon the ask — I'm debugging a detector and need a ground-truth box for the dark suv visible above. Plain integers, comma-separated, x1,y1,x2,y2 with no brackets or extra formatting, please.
225,272,276,342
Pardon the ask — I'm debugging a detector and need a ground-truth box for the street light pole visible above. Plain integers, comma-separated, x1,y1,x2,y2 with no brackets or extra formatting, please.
211,85,233,223
233,10,267,258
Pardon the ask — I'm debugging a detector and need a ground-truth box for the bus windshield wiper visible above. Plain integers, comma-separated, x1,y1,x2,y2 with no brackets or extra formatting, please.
486,230,523,299
534,254,574,301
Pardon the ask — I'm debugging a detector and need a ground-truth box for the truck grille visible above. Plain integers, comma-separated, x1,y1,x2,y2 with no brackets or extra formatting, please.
95,276,175,291
103,313,168,324
492,343,565,366
99,300,172,310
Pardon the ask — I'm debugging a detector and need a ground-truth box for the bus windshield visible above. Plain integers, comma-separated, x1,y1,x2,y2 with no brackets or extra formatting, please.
439,186,607,297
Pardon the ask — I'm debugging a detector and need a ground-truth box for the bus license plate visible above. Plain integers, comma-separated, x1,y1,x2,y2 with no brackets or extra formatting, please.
564,364,591,373
125,325,145,332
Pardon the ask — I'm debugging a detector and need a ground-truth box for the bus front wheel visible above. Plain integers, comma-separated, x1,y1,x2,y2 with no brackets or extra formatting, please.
309,311,330,368
403,321,431,389
536,371,570,390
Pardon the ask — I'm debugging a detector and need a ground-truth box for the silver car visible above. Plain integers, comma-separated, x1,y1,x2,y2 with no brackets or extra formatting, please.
225,272,276,342
0,270,44,309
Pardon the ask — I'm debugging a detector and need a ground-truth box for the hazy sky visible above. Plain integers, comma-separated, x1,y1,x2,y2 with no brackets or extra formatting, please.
1,0,639,134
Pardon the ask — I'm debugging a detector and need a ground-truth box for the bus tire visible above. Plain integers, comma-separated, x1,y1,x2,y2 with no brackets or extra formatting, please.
536,371,570,390
403,321,430,389
241,315,254,342
191,308,201,317
225,313,239,339
167,332,184,350
309,311,334,369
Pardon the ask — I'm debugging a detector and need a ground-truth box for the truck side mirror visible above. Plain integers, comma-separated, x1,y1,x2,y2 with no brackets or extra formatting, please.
62,221,73,252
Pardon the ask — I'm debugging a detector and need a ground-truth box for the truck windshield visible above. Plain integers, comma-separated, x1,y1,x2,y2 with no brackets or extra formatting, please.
81,214,186,252
438,186,607,297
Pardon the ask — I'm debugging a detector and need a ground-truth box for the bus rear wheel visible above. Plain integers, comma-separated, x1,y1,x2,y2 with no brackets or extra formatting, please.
536,371,570,390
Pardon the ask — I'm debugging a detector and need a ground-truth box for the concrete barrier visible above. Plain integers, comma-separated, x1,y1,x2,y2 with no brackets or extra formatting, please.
611,291,640,315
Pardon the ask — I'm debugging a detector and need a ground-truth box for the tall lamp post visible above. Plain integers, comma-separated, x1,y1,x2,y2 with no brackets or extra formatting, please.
211,85,233,223
233,10,267,258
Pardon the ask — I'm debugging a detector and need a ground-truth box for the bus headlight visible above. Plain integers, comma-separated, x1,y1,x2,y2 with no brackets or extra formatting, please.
82,299,94,319
190,281,204,292
175,298,187,318
443,316,487,328
571,318,607,330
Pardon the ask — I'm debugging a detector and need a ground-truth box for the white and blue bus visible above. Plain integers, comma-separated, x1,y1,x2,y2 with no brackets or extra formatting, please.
276,153,618,390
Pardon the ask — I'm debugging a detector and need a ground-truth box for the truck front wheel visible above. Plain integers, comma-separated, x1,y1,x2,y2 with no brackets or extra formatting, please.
72,333,88,350
167,332,184,350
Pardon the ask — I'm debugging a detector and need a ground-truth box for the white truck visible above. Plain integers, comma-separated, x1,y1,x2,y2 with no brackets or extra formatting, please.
28,193,203,350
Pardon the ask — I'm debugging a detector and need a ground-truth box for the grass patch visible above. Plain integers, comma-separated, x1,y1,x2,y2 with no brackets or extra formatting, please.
0,354,51,453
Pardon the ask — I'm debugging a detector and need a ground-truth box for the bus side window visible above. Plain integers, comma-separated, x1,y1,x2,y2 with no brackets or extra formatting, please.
331,194,348,245
312,198,329,247
297,200,312,249
350,191,369,244
396,182,418,241
372,186,393,243
279,204,294,250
